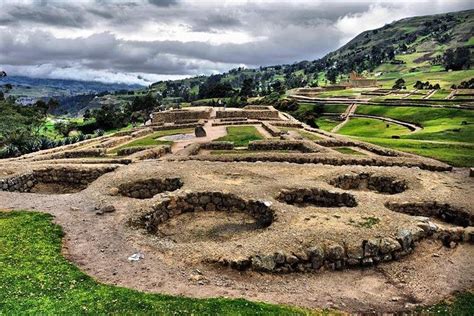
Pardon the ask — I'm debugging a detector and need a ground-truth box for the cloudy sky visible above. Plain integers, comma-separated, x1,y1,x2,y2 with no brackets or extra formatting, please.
0,0,472,85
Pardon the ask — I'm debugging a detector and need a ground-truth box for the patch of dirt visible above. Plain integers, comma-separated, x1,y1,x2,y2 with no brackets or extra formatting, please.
158,211,259,243
29,182,87,194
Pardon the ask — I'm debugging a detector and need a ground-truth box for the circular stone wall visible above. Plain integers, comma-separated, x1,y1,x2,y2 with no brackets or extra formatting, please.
118,178,183,199
330,173,407,194
131,191,275,234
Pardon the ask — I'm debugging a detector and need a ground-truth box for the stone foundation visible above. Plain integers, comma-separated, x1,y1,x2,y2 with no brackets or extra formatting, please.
385,201,473,227
118,177,183,199
132,192,276,234
151,108,211,124
261,122,282,137
0,166,117,193
184,153,452,171
248,140,320,153
277,188,357,207
330,173,407,194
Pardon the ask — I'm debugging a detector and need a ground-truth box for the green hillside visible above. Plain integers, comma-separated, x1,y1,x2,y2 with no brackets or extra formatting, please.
149,9,473,101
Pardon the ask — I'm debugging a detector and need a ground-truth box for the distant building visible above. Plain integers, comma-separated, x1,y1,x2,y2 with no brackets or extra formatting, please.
346,71,379,88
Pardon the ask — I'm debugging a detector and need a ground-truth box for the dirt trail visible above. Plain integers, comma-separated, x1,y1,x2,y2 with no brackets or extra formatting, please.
331,103,358,133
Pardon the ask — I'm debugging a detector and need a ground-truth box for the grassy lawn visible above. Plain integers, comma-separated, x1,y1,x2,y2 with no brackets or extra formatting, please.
315,116,340,132
333,147,366,156
216,126,264,147
338,118,411,138
355,106,474,143
110,128,193,153
356,137,474,167
0,211,311,314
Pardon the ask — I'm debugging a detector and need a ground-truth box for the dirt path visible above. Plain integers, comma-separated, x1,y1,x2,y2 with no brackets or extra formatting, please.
331,104,358,133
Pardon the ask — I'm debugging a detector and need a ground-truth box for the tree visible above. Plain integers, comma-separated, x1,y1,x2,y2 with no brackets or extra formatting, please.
326,69,338,84
240,78,254,97
393,78,406,90
443,47,471,71
83,109,91,120
271,80,286,95
54,121,78,137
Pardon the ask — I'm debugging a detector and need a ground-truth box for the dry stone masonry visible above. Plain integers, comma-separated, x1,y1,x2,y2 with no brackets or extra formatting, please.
277,187,357,207
330,173,407,194
118,177,183,199
132,191,275,234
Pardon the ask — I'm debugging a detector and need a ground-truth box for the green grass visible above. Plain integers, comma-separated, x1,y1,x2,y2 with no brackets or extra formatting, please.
315,116,340,132
420,291,474,315
357,137,474,167
355,106,474,143
338,118,411,138
110,128,193,154
216,126,264,147
332,147,365,156
0,211,311,314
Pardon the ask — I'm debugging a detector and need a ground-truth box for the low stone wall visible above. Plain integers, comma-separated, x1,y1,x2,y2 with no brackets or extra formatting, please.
184,153,452,172
95,136,133,149
131,128,153,138
50,148,106,159
212,120,260,126
316,139,402,157
151,123,200,131
215,109,280,120
0,166,117,193
385,201,473,227
277,188,357,207
118,177,183,199
220,117,248,122
152,109,211,124
271,121,303,128
116,146,155,156
200,141,234,150
216,227,424,272
130,145,171,160
261,122,281,137
248,140,320,153
131,192,275,233
330,173,407,194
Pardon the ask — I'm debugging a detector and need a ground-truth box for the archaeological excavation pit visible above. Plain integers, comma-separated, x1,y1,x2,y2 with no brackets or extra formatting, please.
329,173,407,194
0,166,117,194
276,188,357,207
385,201,473,227
117,178,183,199
131,192,275,241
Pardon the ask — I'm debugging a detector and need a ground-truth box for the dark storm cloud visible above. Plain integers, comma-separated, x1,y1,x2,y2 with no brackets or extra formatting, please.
148,0,178,7
0,0,472,84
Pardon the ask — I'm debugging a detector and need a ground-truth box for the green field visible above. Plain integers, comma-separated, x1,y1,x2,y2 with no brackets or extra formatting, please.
315,116,340,132
355,106,474,143
0,211,310,314
217,126,264,146
338,118,412,138
110,128,193,153
357,137,474,167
